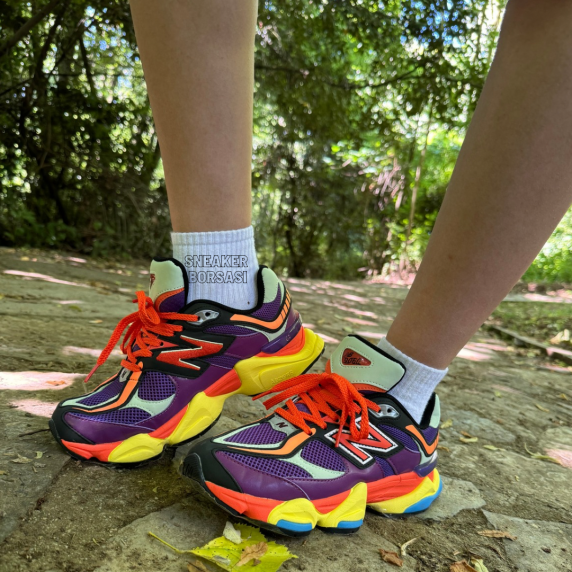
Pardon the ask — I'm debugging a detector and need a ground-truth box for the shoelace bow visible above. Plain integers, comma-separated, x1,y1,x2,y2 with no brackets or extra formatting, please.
256,372,381,446
84,291,198,383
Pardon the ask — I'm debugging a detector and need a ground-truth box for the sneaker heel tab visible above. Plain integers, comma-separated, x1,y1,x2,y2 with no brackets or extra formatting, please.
419,394,440,429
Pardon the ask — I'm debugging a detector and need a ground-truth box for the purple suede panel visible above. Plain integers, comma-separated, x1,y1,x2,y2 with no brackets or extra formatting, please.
69,407,150,425
216,452,308,501
422,426,439,443
67,364,239,442
206,325,254,336
260,314,302,355
386,448,421,474
64,412,152,443
225,333,268,359
228,423,286,445
217,449,384,501
157,290,186,312
77,377,122,406
287,460,383,500
251,285,281,320
374,456,395,477
223,452,312,479
300,441,346,472
138,371,176,401
204,355,240,370
378,425,418,451
415,458,438,477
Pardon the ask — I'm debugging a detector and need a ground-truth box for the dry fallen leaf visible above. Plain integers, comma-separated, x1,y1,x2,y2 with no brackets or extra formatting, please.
483,445,500,451
460,437,479,444
187,560,208,572
460,431,473,438
440,419,453,429
535,404,550,413
379,548,403,567
438,445,451,453
478,529,516,541
35,451,43,459
11,455,32,464
237,542,267,567
223,521,242,545
90,319,103,324
559,393,569,401
450,560,478,572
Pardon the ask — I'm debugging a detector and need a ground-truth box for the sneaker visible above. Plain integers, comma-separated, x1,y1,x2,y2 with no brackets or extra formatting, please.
50,259,323,464
182,334,442,536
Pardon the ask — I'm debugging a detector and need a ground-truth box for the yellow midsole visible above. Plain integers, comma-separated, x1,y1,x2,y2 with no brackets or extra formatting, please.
368,470,442,514
263,471,441,530
107,328,324,463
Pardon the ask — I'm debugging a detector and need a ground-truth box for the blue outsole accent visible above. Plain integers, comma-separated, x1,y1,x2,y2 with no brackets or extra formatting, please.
276,520,314,533
403,478,443,514
336,519,364,529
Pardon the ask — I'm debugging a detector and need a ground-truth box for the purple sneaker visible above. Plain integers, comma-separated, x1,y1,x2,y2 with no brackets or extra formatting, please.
182,335,442,536
50,259,323,464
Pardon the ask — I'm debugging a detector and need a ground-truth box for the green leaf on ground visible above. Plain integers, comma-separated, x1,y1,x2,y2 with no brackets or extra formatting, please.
149,523,296,572
469,557,489,572
524,444,562,465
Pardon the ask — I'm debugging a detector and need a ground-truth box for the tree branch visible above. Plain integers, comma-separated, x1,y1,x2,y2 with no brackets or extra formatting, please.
0,0,60,58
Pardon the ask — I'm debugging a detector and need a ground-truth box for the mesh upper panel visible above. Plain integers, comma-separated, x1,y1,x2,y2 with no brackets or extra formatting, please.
422,426,439,443
68,407,151,425
251,285,281,320
301,440,346,472
138,372,176,401
206,325,254,336
378,424,418,450
227,423,286,445
77,377,122,406
221,452,311,479
374,456,395,477
295,401,310,414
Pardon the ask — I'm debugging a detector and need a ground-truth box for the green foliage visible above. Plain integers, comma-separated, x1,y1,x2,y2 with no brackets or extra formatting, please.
524,210,572,283
1,0,512,278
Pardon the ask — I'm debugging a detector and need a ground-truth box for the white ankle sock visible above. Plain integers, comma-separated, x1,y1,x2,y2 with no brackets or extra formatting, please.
378,337,447,424
171,226,259,310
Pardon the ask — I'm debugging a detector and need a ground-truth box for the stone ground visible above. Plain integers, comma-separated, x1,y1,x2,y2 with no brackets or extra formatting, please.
0,247,571,572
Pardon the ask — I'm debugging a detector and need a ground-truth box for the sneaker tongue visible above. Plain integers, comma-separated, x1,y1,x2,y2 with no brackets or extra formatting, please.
329,335,405,392
148,258,188,312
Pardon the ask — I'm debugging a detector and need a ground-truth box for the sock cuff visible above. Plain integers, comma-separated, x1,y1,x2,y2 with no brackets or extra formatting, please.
378,337,448,376
171,225,254,248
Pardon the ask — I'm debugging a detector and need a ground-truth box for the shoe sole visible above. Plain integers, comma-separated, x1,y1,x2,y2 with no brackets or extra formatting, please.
182,453,442,538
52,328,324,465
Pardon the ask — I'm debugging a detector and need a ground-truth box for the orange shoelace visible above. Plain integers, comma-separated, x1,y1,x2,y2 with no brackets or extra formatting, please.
84,291,198,383
256,372,381,447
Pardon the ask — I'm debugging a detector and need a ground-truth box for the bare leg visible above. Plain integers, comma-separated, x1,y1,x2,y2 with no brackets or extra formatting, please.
129,0,257,233
387,0,572,369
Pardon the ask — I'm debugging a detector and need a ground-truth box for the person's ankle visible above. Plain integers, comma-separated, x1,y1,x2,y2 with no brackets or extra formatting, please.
378,336,447,424
171,225,259,310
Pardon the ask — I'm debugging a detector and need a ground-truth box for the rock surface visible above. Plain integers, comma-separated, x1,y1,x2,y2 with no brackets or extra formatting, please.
0,248,570,572
416,477,485,521
483,510,572,572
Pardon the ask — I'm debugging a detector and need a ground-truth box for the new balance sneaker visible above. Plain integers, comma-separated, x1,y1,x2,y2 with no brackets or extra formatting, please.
50,259,324,464
182,334,442,536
